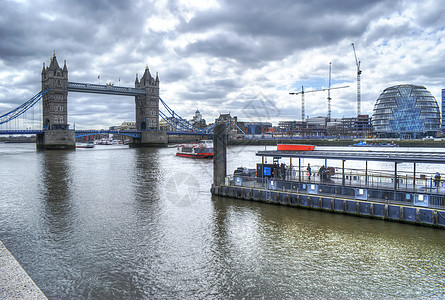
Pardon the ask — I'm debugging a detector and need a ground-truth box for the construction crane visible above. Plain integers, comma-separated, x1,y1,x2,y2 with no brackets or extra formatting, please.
327,62,349,121
351,43,362,116
289,86,311,123
289,73,348,123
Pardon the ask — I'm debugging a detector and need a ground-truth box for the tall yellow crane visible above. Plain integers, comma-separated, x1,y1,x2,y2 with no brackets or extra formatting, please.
351,43,362,116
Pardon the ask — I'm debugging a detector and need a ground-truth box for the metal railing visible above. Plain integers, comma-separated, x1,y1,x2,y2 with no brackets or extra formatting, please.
227,169,445,209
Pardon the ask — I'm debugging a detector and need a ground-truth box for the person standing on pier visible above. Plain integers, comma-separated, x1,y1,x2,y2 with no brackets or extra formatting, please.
307,163,311,181
434,172,441,187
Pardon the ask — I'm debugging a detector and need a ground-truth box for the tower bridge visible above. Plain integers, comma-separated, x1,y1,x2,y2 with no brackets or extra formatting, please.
0,52,214,149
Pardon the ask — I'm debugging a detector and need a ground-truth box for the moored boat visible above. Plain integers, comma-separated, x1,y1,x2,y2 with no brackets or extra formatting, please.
95,138,113,145
352,141,398,147
94,138,123,145
176,140,213,158
277,144,315,151
76,142,95,148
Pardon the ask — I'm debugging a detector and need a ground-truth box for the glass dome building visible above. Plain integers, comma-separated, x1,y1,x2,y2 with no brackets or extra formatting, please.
372,84,440,138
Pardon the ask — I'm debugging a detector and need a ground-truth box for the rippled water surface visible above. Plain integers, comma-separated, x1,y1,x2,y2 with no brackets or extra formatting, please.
0,143,444,299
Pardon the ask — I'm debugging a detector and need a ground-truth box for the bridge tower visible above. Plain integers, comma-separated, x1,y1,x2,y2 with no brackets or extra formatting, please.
36,52,75,150
132,66,167,147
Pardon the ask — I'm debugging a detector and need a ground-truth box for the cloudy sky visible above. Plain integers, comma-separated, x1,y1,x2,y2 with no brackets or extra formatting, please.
1,0,444,129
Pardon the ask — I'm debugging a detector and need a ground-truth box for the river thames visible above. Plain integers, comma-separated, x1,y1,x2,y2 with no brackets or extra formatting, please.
0,143,444,299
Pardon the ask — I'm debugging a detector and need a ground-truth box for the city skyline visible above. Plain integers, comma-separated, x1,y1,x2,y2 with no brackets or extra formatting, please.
1,0,444,129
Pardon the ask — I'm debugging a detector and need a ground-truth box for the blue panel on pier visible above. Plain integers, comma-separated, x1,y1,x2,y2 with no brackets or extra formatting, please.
271,191,278,203
279,193,287,204
373,203,385,217
322,198,332,210
355,188,368,200
403,207,416,222
221,186,228,195
346,201,358,214
307,184,318,195
290,194,298,205
300,195,309,206
267,180,277,190
252,189,259,200
388,205,401,220
359,202,371,215
228,186,235,197
235,187,243,198
419,209,433,224
414,194,429,207
260,190,268,201
243,189,251,200
334,199,344,212
437,211,445,227
310,197,320,208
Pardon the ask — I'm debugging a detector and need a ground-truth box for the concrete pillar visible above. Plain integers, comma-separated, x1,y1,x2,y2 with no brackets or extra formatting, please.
213,123,227,187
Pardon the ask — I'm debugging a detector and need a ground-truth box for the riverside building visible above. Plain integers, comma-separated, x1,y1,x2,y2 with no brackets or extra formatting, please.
372,84,440,138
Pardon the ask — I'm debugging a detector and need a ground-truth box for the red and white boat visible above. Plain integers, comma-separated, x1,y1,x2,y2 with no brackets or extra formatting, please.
176,140,213,158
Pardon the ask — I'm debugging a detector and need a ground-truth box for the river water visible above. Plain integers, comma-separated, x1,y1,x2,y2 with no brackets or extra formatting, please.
0,143,444,299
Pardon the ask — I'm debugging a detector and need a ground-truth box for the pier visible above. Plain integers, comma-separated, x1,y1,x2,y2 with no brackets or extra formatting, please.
211,131,445,228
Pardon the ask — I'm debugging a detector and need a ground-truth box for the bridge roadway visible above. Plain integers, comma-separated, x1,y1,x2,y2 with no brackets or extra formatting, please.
0,129,213,137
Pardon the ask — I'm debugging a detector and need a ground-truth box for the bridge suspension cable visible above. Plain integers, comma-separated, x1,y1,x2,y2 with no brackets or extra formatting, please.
159,97,215,133
0,88,49,126
0,90,216,135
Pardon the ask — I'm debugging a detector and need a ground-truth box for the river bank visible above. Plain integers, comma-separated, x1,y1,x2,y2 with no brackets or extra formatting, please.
0,241,47,299
229,138,445,147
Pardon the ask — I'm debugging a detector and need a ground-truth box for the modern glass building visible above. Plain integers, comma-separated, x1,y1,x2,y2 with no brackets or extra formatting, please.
442,89,445,132
372,84,440,138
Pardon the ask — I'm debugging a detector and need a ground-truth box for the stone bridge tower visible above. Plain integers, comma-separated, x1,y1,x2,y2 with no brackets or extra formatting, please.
37,52,75,149
133,66,167,147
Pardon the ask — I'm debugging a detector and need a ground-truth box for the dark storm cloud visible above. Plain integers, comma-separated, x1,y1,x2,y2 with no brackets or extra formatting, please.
175,78,243,105
177,0,401,65
365,22,415,44
0,0,163,66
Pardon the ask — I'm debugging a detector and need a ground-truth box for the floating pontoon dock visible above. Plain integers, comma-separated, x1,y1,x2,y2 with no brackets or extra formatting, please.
211,146,445,228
